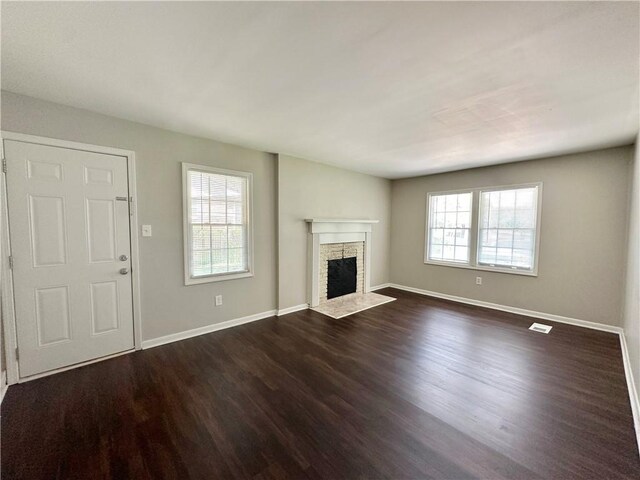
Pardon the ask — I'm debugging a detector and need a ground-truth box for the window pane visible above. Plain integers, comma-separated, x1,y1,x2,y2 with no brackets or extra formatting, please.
499,189,516,208
454,246,468,262
212,226,227,250
457,211,470,228
516,189,534,209
434,213,445,228
457,194,471,211
210,175,226,201
513,229,533,250
498,209,515,228
455,229,469,247
497,248,512,263
190,172,208,199
430,243,443,259
497,229,513,248
191,198,206,224
512,249,532,268
228,226,244,249
431,228,444,245
192,225,210,251
211,201,226,224
515,209,534,228
227,202,244,224
445,195,457,211
479,246,497,264
186,169,250,279
227,177,244,202
445,212,457,228
211,248,228,274
484,229,497,247
192,250,211,277
443,229,456,245
228,248,245,272
443,245,455,260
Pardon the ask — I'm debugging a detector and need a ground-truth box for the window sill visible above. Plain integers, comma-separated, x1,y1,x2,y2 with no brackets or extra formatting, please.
185,271,254,286
424,260,538,277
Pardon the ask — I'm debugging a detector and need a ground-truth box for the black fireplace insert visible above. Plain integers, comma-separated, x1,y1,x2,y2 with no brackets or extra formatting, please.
327,257,357,299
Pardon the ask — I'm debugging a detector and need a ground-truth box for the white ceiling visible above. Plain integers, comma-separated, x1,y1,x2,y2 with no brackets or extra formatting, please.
1,1,638,178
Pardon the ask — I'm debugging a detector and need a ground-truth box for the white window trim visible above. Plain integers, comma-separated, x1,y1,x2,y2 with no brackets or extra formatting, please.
424,182,543,277
182,162,254,285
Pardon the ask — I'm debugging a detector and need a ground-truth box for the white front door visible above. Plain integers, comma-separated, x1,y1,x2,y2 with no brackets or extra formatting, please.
5,140,135,378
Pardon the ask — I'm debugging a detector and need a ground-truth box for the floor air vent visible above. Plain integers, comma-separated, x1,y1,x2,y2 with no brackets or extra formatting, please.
529,323,552,334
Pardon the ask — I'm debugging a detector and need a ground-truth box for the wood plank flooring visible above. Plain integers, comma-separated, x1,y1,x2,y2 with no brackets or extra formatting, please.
2,287,639,479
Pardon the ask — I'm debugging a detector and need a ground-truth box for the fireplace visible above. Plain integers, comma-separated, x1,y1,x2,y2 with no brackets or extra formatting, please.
305,218,378,307
327,257,357,299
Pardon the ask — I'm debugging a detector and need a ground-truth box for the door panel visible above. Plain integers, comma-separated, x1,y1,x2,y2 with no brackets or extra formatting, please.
28,195,68,266
90,281,120,335
35,286,71,345
5,140,135,378
86,198,117,263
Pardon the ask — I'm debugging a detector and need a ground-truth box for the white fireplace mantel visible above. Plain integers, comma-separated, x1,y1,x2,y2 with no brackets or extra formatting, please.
305,219,379,307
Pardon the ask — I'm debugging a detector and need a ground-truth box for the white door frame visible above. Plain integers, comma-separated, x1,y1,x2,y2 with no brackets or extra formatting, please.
0,131,143,384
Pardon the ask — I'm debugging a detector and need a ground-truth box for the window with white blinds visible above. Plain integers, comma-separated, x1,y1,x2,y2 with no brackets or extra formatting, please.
425,183,542,275
182,163,252,285
427,192,472,264
477,186,539,271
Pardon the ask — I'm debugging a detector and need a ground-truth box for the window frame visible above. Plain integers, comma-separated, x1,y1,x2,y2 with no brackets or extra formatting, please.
424,182,543,276
182,162,254,286
424,188,474,266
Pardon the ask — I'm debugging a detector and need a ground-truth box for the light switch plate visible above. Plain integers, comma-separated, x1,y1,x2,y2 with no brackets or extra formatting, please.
141,225,152,237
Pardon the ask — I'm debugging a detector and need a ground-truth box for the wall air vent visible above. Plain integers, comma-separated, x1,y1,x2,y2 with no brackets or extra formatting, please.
529,323,552,334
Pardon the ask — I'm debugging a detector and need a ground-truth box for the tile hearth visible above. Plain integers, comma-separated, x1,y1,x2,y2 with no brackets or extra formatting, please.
311,292,396,319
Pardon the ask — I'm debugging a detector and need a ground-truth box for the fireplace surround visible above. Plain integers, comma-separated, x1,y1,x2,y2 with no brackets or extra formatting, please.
305,219,378,307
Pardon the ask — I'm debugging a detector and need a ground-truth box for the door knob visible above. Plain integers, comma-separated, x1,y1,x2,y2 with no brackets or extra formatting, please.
119,254,128,261
119,268,129,275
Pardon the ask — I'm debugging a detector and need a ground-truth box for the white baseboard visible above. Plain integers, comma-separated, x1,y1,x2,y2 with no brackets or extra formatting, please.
277,304,308,316
620,333,640,453
370,283,391,291
0,371,7,405
142,309,277,349
389,283,623,334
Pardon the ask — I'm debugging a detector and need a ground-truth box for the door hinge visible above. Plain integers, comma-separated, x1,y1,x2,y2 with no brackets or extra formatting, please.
15,348,19,361
2,158,6,174
8,255,13,269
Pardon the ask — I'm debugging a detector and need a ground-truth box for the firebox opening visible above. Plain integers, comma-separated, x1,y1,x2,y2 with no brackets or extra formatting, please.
327,257,357,299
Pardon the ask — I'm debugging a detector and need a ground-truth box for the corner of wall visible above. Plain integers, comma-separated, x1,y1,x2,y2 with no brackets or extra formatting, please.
621,137,640,450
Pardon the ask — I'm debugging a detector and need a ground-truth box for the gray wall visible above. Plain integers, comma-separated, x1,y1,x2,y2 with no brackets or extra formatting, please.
1,91,277,341
623,139,639,398
390,146,633,327
277,154,391,310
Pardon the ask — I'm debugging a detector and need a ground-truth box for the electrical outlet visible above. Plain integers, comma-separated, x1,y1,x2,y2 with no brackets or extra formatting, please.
141,225,152,237
476,276,482,285
215,295,223,306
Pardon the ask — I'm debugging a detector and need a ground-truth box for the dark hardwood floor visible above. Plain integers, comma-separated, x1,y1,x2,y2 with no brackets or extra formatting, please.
2,287,639,479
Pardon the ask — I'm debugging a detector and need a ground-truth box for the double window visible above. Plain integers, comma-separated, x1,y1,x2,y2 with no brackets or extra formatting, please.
182,163,253,285
426,184,541,275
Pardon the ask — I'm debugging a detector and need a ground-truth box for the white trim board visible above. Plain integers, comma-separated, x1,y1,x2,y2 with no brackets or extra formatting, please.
370,283,391,291
277,304,308,316
142,309,277,349
389,284,623,334
621,333,640,454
